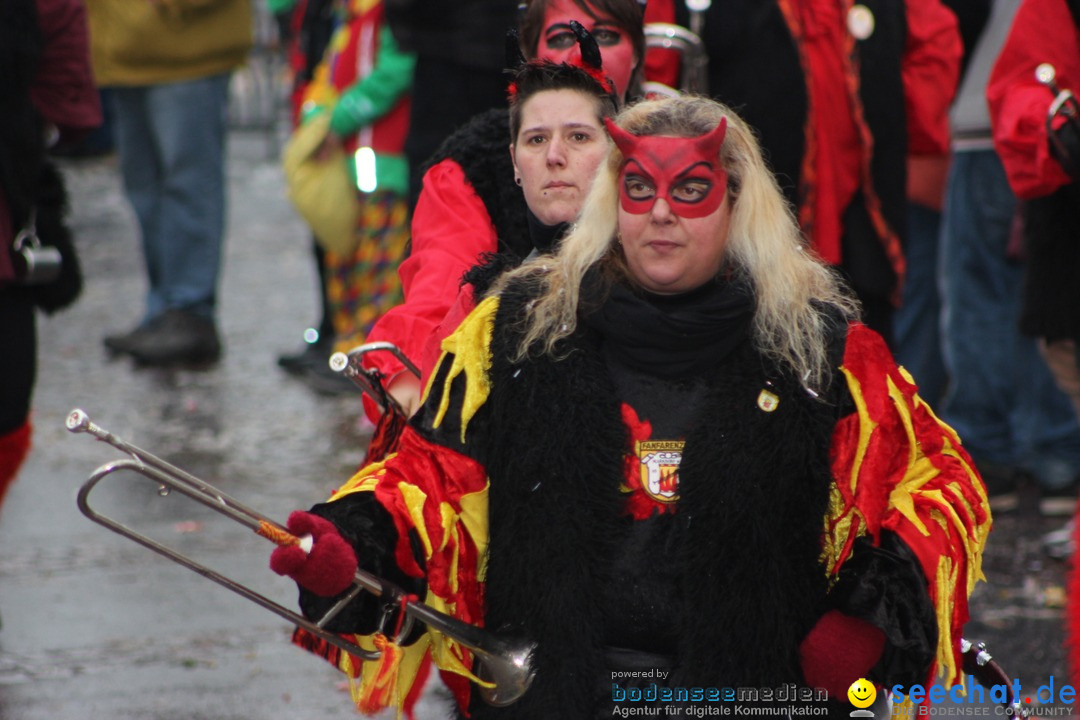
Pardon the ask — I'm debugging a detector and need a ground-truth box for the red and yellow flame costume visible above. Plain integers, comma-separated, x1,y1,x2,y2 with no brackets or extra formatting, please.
306,294,990,716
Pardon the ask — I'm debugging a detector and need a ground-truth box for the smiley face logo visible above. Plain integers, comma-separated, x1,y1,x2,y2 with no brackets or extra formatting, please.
847,678,876,708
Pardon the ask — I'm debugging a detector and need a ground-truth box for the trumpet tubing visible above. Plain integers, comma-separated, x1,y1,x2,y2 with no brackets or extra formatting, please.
328,341,422,415
66,408,536,707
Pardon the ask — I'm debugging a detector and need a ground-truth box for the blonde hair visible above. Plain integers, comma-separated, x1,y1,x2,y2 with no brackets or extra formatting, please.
493,95,859,389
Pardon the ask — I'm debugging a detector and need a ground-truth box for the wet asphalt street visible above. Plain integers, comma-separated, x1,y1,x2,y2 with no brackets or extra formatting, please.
0,113,1074,718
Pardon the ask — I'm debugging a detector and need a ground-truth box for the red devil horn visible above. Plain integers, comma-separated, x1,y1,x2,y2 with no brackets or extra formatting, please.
694,116,727,160
604,117,640,158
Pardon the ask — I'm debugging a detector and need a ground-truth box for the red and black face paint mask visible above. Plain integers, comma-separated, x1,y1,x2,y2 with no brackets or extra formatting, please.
603,117,728,219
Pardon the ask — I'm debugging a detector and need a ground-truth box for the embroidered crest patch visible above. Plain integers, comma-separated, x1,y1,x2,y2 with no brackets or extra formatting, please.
637,440,683,503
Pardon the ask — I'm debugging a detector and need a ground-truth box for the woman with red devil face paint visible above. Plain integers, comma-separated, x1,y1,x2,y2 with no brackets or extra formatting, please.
356,0,677,423
644,0,962,349
271,96,990,718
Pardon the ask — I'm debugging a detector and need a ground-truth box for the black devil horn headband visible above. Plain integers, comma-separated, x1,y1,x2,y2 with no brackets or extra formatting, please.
569,19,603,71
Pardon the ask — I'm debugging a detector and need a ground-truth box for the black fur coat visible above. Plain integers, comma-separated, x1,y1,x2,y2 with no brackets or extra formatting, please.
423,280,842,718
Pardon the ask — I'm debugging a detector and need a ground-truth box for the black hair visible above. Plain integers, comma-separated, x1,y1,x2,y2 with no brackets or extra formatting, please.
507,60,619,143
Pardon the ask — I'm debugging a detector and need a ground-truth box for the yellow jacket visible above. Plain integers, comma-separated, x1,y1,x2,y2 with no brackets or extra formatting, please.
87,0,252,87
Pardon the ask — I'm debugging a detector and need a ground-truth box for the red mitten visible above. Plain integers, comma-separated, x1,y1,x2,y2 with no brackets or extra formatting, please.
270,510,358,597
799,610,886,701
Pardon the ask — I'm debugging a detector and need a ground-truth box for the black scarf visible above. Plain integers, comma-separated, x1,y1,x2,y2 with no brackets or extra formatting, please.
582,274,755,379
462,210,570,298
525,208,569,255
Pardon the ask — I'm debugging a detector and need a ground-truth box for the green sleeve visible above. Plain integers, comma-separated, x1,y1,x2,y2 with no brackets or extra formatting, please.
266,0,298,14
329,25,416,137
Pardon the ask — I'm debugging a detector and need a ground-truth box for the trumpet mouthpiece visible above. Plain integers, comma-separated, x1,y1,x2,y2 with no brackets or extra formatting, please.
66,409,91,433
329,352,350,373
1036,63,1057,86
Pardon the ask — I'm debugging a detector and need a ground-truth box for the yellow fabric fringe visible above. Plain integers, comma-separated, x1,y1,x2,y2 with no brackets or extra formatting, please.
317,441,493,713
430,296,498,443
341,632,429,718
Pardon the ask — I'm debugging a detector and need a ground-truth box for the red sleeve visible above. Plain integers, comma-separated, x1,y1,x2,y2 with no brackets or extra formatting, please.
987,0,1079,199
362,159,498,383
901,0,962,155
641,0,681,91
30,0,103,143
827,324,990,686
327,424,490,713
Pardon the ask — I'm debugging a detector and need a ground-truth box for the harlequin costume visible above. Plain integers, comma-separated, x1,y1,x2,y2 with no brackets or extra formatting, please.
286,270,991,718
298,0,415,350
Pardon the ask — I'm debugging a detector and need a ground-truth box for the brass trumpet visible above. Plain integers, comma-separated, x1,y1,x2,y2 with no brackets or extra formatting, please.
67,408,536,707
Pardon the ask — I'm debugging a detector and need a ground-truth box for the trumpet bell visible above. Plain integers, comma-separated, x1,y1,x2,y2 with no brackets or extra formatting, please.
474,636,538,707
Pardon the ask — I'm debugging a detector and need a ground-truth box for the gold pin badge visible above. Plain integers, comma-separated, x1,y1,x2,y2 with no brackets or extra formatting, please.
757,389,779,412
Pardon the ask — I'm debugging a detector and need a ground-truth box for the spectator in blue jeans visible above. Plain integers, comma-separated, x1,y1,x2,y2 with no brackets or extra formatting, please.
938,0,1080,516
88,0,252,366
894,159,949,408
893,0,992,409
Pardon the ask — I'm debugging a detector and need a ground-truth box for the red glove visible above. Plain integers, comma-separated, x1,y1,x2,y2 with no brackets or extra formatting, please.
269,511,358,597
799,610,886,701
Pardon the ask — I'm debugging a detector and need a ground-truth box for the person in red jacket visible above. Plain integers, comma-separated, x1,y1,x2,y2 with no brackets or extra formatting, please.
987,0,1080,493
986,0,1080,682
360,0,676,418
641,0,962,347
